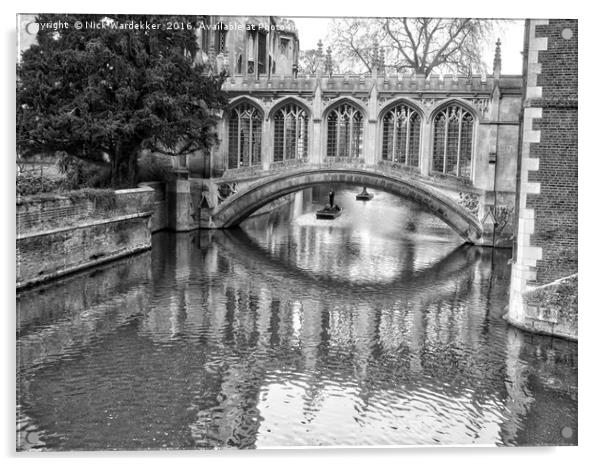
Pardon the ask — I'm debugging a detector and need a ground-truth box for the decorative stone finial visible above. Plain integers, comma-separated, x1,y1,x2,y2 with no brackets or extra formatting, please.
325,46,333,77
371,40,379,70
493,38,502,78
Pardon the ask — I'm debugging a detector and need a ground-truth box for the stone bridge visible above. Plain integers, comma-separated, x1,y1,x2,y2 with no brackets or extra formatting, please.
164,39,521,248
200,162,485,243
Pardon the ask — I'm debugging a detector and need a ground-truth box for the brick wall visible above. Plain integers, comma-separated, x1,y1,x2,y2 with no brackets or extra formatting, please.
507,19,578,340
526,19,578,285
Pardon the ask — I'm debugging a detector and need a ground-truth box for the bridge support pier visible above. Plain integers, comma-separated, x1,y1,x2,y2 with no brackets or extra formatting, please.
167,179,197,231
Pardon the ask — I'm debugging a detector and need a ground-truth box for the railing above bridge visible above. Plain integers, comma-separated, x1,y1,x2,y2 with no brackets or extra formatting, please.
222,73,522,96
212,159,477,194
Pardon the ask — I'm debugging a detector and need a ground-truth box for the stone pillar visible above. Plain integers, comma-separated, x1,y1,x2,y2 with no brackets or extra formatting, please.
262,117,272,170
313,41,325,164
311,81,323,164
419,119,431,177
365,83,378,165
167,179,196,231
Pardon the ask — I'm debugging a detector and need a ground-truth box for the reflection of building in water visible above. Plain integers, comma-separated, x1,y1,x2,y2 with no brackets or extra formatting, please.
17,230,577,448
187,231,573,446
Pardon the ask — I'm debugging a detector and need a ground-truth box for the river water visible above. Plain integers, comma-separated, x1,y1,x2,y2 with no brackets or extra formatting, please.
16,186,578,450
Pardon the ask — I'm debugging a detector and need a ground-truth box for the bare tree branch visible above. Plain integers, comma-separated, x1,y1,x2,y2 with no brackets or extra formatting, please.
324,17,495,76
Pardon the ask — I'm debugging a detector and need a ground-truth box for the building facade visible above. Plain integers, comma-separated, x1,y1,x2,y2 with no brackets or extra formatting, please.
507,19,578,340
194,16,299,81
186,17,522,250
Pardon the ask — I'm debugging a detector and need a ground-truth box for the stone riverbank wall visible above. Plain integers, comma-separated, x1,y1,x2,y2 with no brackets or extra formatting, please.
16,185,166,289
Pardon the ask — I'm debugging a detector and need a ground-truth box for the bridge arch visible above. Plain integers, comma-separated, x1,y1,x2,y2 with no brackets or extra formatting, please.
206,168,483,243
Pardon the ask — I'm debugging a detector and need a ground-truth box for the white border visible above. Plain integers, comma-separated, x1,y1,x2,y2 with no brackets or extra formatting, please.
3,2,597,465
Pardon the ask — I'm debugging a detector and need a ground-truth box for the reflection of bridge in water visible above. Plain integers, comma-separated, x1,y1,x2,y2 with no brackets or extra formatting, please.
206,228,482,304
184,231,573,447
17,232,577,449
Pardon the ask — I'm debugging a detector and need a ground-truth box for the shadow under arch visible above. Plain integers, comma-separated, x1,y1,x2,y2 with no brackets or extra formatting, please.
207,168,483,244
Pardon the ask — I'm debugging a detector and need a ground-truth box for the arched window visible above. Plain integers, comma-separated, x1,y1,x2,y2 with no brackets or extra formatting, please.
432,104,474,179
326,103,364,158
228,102,262,169
382,104,421,166
273,103,309,162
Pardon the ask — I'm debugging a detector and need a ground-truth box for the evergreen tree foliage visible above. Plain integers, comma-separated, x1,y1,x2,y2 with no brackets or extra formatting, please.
17,14,228,188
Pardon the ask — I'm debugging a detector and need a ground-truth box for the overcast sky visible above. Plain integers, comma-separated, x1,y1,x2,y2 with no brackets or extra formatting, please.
290,17,525,75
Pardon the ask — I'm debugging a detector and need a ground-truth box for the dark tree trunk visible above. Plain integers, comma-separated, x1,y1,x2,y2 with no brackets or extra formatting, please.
127,150,138,188
110,140,140,189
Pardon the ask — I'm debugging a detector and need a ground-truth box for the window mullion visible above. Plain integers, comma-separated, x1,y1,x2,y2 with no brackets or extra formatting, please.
443,110,449,173
336,112,341,157
237,114,242,168
457,110,463,177
283,114,288,160
405,114,411,165
248,116,252,166
391,117,397,162
295,114,300,159
347,112,355,158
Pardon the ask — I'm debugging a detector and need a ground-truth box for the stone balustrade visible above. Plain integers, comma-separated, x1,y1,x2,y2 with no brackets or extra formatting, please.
223,73,522,95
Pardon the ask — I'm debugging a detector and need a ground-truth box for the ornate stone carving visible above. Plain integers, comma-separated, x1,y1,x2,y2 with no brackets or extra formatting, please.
458,192,480,218
217,182,238,205
470,98,490,115
491,205,514,234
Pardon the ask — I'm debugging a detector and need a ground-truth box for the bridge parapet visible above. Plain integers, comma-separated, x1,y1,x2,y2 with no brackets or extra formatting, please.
212,160,480,198
223,73,522,97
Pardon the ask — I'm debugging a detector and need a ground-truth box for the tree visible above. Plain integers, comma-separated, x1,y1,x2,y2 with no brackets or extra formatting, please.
298,49,322,75
17,14,228,188
327,17,495,76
